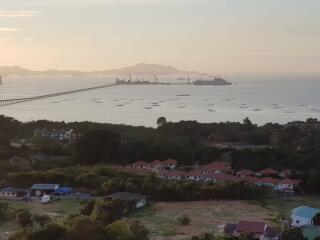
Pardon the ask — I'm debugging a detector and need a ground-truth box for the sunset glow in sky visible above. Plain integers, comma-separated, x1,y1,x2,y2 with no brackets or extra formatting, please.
0,0,319,73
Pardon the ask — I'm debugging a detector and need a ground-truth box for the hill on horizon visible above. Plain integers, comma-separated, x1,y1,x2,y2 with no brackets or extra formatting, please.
0,63,200,77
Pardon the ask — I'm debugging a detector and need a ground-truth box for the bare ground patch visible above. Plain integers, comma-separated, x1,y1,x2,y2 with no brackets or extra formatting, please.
130,201,276,240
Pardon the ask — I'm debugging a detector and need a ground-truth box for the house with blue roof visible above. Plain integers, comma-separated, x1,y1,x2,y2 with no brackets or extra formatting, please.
291,206,320,227
0,187,28,198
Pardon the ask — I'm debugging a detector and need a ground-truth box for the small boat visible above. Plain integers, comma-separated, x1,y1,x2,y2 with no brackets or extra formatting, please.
177,94,190,97
207,109,215,112
144,107,152,110
253,109,263,111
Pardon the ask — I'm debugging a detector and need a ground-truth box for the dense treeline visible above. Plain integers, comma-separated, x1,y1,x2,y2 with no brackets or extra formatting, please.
4,166,265,201
1,115,320,193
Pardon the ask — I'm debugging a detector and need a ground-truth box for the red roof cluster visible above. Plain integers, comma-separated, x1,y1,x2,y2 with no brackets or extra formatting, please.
201,161,232,172
257,168,278,175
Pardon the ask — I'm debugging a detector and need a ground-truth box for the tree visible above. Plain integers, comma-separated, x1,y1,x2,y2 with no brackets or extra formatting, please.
33,215,51,227
239,232,255,240
75,129,121,165
129,220,149,240
282,228,304,240
68,216,102,240
15,209,33,228
28,224,67,240
177,214,191,225
104,220,132,240
90,199,127,225
0,202,9,222
313,213,320,225
157,117,167,127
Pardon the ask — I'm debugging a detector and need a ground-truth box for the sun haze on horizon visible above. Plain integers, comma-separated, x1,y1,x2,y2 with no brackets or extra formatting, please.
0,0,319,74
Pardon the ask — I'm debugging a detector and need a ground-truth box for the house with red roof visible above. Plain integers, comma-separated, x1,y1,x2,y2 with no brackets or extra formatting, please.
204,173,240,184
255,168,278,178
233,221,268,239
201,161,232,174
184,170,205,181
158,170,184,180
237,169,254,177
274,178,301,192
148,160,163,172
163,159,178,170
255,177,279,187
279,169,293,178
133,161,149,169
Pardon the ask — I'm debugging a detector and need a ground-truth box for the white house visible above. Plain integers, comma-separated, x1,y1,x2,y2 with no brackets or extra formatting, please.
291,206,320,227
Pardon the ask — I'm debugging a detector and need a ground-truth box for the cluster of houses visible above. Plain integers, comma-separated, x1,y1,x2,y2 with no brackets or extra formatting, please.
33,128,80,143
0,184,78,200
223,205,320,240
128,160,301,193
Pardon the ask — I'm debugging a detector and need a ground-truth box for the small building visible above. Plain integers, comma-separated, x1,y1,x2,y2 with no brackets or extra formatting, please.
148,160,163,172
0,187,28,198
31,183,60,197
234,221,268,239
55,187,74,196
133,161,149,169
291,206,320,227
163,159,178,170
274,178,301,192
255,168,278,178
279,169,293,178
201,161,232,174
237,169,254,177
184,170,204,181
302,225,320,240
106,192,149,210
255,177,279,188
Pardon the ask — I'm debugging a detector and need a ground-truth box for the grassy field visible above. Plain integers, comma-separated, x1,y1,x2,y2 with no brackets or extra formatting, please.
1,195,320,240
129,195,320,240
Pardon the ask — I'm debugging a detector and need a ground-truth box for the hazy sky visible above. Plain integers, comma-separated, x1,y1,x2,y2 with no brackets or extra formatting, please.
0,0,319,74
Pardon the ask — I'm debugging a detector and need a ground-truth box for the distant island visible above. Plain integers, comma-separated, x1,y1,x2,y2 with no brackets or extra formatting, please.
0,63,200,77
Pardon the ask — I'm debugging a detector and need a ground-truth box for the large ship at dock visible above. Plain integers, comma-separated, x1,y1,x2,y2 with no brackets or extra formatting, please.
193,76,231,86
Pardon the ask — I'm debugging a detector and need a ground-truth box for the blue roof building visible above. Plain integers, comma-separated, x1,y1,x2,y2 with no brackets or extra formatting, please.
291,206,320,227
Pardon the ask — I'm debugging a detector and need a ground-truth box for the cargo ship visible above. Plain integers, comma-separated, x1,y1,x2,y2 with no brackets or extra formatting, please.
193,76,231,86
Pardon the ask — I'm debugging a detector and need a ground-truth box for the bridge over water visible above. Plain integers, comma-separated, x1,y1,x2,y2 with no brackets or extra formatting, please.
0,83,118,107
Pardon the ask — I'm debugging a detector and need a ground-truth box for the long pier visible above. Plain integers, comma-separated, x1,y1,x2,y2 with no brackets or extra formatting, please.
0,83,117,107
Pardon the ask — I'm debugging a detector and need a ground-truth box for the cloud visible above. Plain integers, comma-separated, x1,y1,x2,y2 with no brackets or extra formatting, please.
0,27,20,32
0,10,37,18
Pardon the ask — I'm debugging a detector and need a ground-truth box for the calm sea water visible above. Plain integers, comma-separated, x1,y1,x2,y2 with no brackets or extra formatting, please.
0,74,319,127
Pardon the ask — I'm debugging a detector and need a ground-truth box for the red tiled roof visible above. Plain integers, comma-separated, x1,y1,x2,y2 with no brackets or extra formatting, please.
149,160,163,167
236,221,266,234
258,177,279,184
185,170,203,177
279,169,292,177
258,168,278,175
237,169,254,175
133,161,149,167
278,178,301,185
205,173,240,182
201,161,231,172
163,159,178,165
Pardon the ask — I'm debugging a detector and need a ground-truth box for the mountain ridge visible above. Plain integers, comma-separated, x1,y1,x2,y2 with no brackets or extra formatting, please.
0,63,200,77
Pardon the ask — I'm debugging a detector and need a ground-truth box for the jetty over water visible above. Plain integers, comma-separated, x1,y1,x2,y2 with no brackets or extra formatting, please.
0,83,117,107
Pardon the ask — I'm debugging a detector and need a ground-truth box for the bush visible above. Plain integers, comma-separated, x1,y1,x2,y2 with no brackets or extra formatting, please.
177,214,191,225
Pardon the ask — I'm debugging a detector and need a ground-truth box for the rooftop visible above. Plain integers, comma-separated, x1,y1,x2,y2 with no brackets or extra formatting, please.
292,206,320,219
236,221,266,234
